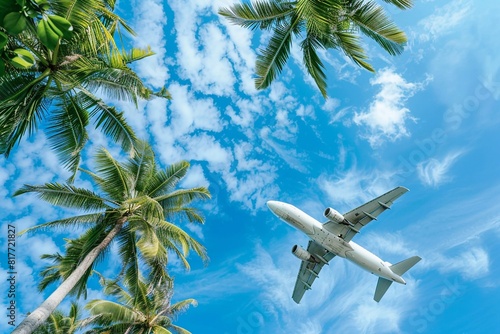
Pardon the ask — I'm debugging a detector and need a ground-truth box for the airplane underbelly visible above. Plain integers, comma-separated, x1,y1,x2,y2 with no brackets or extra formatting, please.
346,251,376,272
312,229,351,258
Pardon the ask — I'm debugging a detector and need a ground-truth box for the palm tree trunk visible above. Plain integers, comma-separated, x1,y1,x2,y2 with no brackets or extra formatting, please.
12,215,129,334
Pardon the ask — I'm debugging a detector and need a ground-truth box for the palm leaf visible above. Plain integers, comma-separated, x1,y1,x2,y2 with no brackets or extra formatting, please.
348,0,406,56
0,78,50,156
166,207,205,224
152,326,173,334
126,195,165,222
145,161,190,197
381,0,413,10
169,299,197,316
78,89,137,155
136,224,161,259
14,183,112,212
156,220,208,264
86,300,143,323
19,213,104,235
76,54,153,105
255,16,299,89
115,227,142,303
334,30,374,71
93,147,130,200
218,0,295,31
300,33,327,97
296,0,332,36
46,92,89,180
156,187,211,214
124,139,156,193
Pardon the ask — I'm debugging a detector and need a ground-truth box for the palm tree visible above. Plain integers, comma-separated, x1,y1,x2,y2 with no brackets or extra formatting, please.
33,302,84,334
84,273,196,334
12,141,210,334
219,0,412,97
0,0,170,179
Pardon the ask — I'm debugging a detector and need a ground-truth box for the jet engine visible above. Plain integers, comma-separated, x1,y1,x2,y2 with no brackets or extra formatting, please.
292,245,317,262
324,207,345,223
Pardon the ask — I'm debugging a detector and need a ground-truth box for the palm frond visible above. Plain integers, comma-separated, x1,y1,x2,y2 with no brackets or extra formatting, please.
115,228,142,304
296,0,332,36
77,89,137,155
334,31,374,71
0,77,50,156
46,92,89,180
86,300,143,324
300,33,327,98
93,147,130,200
127,195,165,222
124,139,156,193
76,56,151,105
348,0,406,56
136,226,161,259
255,17,299,89
169,299,197,316
14,183,112,212
156,188,210,217
156,220,208,264
381,0,413,10
166,207,205,224
145,161,190,197
218,0,295,31
19,213,104,235
121,46,155,64
152,325,174,334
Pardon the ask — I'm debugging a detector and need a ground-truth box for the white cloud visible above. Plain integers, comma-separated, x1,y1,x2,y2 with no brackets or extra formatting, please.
20,234,61,269
169,0,237,96
318,166,397,211
132,0,170,88
320,97,345,122
417,151,464,187
260,127,308,173
168,83,224,134
224,141,279,210
433,248,489,280
353,68,429,146
401,184,500,279
417,0,471,42
181,164,209,189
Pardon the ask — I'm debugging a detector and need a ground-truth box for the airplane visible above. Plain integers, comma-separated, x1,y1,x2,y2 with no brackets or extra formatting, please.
266,186,421,303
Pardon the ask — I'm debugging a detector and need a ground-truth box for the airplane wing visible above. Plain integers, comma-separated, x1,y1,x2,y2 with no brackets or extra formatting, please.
292,240,336,304
323,186,409,243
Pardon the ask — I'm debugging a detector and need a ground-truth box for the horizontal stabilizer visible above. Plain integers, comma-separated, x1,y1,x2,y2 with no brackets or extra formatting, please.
390,256,422,276
374,277,393,302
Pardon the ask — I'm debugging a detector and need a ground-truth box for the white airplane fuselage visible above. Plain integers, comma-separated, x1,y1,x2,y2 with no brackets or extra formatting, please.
267,201,406,284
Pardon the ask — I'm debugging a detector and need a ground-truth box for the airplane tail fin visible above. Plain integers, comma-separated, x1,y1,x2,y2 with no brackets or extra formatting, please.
390,256,422,276
374,256,421,302
374,277,393,302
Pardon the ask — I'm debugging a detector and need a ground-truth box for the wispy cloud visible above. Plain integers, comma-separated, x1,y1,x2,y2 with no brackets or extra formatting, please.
417,0,472,42
132,0,170,87
432,247,489,280
353,68,430,147
417,151,465,187
318,166,397,211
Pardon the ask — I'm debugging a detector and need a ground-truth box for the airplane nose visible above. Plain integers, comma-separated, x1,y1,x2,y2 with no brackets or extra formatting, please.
267,200,277,210
267,200,281,214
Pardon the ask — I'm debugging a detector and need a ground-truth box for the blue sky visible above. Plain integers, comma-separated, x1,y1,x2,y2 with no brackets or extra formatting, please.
1,0,500,333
